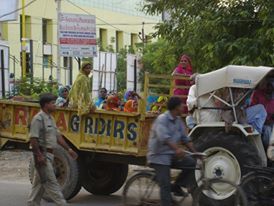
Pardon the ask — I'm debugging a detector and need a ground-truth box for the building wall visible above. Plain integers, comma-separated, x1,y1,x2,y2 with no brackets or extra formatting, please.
3,0,159,86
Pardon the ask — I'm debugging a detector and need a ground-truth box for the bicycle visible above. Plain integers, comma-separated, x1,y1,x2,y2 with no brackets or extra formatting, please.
241,165,274,206
122,151,247,206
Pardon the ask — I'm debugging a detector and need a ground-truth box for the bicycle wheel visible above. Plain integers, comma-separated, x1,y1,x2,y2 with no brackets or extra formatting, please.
192,178,247,206
241,171,274,206
123,171,161,206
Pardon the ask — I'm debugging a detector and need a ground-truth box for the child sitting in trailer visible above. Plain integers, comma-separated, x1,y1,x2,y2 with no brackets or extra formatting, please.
151,96,168,114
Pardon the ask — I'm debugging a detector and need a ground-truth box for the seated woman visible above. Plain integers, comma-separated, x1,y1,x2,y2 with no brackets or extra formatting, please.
105,93,121,111
94,88,108,109
220,88,266,135
68,62,95,115
251,79,274,148
123,91,141,112
55,86,69,107
124,99,138,113
124,91,141,102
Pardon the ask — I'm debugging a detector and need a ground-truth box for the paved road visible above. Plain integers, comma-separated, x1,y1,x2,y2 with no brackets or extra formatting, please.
0,180,192,206
0,180,123,206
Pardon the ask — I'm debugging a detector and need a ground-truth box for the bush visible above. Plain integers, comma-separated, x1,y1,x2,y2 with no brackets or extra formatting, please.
12,77,58,100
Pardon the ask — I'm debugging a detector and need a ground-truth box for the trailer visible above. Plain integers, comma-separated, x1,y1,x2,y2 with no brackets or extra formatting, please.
0,73,189,200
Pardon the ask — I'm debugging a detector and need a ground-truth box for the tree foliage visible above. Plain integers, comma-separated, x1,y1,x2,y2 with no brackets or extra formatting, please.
141,39,177,74
143,0,274,72
139,39,177,91
10,77,58,100
116,47,135,91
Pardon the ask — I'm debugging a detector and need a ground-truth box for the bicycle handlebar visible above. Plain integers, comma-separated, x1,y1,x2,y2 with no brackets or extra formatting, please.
184,150,207,157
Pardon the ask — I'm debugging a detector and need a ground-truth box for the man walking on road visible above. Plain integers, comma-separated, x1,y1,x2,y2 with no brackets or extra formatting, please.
28,93,78,206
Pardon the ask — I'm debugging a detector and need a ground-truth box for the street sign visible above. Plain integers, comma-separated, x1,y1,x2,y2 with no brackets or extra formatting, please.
58,12,97,57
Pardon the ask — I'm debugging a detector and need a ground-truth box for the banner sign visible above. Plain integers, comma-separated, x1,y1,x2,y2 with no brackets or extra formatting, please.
59,13,97,57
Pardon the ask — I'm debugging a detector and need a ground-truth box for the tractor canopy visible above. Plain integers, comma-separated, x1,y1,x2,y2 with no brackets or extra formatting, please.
196,65,274,97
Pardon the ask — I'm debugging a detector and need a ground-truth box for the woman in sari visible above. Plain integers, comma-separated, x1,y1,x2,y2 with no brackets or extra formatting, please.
105,93,121,111
68,62,94,115
55,86,69,107
172,54,193,114
124,99,138,113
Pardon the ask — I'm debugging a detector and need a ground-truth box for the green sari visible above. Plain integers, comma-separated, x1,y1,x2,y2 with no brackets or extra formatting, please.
68,62,93,115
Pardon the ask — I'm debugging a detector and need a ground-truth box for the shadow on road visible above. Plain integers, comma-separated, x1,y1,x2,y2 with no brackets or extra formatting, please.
68,191,122,206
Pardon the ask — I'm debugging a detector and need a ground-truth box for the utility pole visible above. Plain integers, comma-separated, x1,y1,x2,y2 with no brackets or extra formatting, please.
1,50,5,98
56,0,61,82
21,0,27,78
142,22,145,50
138,22,145,51
0,22,2,40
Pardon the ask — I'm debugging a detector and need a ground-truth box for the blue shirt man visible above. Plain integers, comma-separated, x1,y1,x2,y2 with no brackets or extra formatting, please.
95,88,107,109
147,96,197,206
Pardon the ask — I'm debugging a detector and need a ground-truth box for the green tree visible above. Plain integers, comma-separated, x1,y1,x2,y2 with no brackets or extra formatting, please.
143,0,274,72
138,39,178,91
141,39,177,74
116,48,127,91
116,45,137,91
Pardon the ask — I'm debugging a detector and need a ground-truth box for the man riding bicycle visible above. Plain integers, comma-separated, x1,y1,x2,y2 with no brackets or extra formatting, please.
147,96,197,206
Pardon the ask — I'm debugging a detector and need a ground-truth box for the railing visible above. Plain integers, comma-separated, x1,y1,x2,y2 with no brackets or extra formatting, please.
140,72,191,119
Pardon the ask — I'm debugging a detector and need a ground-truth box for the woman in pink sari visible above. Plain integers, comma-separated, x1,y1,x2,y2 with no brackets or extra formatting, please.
172,54,193,114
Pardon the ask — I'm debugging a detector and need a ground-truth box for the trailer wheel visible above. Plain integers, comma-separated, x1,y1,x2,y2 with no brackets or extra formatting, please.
192,131,261,205
28,145,81,201
81,161,128,195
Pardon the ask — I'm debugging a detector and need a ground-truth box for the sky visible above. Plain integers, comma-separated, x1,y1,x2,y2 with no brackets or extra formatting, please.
71,0,159,19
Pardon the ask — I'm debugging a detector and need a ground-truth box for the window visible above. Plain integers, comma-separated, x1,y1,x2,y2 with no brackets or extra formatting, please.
1,23,8,40
43,55,52,68
20,52,32,75
99,28,108,50
131,33,138,51
116,31,124,52
42,19,53,44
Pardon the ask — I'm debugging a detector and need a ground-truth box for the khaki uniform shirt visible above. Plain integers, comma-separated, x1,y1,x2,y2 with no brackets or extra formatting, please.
29,111,60,149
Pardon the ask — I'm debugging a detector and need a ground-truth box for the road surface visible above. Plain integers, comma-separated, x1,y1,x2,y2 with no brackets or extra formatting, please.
0,150,192,205
0,180,192,206
0,180,123,206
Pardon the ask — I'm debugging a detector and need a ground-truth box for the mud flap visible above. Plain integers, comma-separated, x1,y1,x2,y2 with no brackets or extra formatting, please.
249,134,267,166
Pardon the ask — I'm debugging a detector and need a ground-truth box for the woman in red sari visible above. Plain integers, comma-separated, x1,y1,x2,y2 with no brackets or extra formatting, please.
172,54,193,114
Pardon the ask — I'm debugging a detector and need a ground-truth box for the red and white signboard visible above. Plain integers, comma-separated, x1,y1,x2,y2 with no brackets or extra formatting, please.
59,13,97,57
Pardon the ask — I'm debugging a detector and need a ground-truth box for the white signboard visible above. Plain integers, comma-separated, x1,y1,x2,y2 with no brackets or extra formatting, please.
92,52,117,97
0,0,19,21
59,13,97,57
127,54,141,92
